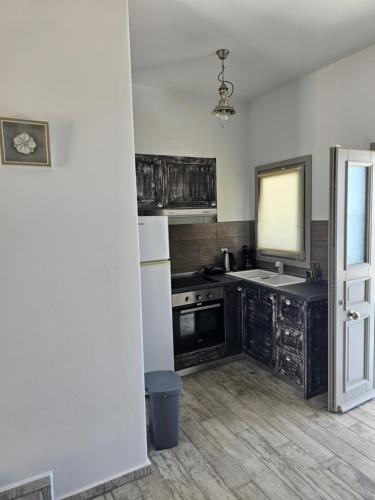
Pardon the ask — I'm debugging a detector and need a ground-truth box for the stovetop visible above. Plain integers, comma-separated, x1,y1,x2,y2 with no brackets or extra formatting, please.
171,275,220,290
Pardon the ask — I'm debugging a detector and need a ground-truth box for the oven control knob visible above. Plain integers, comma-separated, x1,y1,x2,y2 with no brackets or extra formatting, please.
185,296,191,302
197,295,203,300
207,293,213,299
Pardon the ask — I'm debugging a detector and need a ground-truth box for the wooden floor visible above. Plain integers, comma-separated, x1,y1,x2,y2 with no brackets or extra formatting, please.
98,359,375,499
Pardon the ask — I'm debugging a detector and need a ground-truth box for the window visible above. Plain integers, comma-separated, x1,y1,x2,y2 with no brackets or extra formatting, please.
255,155,311,268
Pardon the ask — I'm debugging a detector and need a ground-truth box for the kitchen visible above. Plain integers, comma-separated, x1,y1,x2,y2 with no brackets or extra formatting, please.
137,152,328,400
127,2,375,495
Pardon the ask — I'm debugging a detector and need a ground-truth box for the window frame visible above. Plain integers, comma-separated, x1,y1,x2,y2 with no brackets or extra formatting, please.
255,155,312,269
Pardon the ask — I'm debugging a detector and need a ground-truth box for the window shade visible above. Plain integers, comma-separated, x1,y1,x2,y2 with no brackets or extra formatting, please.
257,167,304,256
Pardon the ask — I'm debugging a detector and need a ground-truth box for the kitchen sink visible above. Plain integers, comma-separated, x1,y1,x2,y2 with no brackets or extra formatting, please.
227,269,277,280
247,274,305,287
227,269,305,288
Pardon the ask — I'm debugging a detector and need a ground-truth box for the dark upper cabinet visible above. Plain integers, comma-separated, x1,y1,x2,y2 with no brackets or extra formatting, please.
135,154,216,212
164,156,216,209
135,155,164,209
224,284,243,356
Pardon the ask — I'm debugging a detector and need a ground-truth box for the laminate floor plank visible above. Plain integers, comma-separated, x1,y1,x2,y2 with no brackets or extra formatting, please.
239,427,328,499
152,450,207,500
350,421,375,443
234,481,270,500
111,483,143,500
300,419,375,480
350,406,375,430
195,371,290,448
201,417,300,500
136,464,176,500
172,431,238,500
109,360,375,500
181,419,249,490
322,457,375,500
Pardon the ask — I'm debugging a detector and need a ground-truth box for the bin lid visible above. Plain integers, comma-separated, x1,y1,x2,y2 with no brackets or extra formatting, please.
145,370,183,397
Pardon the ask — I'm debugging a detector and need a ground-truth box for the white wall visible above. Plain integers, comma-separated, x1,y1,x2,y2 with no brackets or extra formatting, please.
0,1,148,497
132,85,251,222
248,43,375,220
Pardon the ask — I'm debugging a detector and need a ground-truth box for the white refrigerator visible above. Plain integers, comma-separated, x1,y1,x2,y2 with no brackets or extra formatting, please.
138,216,174,372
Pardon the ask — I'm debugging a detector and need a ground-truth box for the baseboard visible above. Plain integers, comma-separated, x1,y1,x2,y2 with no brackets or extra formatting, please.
60,461,151,500
0,471,53,500
176,353,244,377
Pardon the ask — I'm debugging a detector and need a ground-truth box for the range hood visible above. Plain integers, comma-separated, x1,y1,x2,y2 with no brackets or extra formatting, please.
139,208,217,225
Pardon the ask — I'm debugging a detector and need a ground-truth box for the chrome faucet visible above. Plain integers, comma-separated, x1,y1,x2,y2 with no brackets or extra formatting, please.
275,261,284,275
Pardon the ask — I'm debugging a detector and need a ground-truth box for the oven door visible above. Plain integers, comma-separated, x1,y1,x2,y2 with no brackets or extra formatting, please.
173,300,225,355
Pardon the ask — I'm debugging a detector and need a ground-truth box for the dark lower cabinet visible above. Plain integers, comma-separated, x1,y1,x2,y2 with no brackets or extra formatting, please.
244,285,328,399
243,284,275,367
224,284,243,356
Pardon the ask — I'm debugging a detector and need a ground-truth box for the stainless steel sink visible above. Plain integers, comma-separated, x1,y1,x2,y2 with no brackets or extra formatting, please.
227,269,305,288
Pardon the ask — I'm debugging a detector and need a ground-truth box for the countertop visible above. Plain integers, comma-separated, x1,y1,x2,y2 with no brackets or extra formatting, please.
171,273,241,294
171,273,328,302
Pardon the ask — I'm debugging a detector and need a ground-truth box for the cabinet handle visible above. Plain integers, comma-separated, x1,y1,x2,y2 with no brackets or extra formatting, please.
237,287,242,292
285,299,291,306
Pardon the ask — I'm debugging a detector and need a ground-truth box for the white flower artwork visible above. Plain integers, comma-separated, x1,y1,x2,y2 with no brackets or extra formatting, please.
13,133,37,155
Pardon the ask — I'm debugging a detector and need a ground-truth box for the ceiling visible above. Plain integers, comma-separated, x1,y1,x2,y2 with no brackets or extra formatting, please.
129,0,375,102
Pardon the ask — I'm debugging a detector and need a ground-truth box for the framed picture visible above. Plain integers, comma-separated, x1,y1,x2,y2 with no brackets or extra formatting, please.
0,117,51,166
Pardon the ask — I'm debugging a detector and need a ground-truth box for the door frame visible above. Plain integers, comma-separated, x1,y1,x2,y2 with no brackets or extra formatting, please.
328,146,375,412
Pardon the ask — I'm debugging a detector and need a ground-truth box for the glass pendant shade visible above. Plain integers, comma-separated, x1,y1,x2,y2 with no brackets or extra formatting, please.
212,106,235,128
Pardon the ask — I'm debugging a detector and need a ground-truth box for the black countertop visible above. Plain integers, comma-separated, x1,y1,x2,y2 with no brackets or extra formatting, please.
171,273,328,302
171,273,241,294
252,280,328,302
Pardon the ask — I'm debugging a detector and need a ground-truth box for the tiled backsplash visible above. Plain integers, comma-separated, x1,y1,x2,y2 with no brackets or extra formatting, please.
311,220,329,279
169,220,328,279
169,221,253,274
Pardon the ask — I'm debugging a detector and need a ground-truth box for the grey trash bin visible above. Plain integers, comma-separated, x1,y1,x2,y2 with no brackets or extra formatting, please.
145,370,183,450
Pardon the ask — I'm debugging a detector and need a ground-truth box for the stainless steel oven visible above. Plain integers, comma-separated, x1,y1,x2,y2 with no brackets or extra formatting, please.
172,287,225,356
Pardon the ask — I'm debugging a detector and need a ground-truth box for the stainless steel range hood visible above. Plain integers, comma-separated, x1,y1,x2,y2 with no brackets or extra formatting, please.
139,208,217,225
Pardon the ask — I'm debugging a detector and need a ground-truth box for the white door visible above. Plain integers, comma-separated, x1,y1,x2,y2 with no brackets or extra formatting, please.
329,147,375,412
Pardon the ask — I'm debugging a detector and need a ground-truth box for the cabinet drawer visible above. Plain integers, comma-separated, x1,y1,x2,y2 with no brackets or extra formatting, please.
278,295,305,330
276,324,303,356
276,348,304,386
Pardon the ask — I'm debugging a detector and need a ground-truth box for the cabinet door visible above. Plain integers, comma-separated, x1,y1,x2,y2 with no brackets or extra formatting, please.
224,284,243,355
244,285,275,366
164,156,216,209
278,295,306,330
305,300,328,398
136,154,164,210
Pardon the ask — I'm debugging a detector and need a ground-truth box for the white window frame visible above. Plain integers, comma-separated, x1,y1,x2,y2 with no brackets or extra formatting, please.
255,155,312,269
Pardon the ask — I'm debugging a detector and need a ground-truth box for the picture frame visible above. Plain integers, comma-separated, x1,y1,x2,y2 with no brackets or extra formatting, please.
0,117,51,166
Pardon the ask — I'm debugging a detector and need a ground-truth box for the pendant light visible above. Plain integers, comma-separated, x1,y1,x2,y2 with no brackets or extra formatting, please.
212,49,236,127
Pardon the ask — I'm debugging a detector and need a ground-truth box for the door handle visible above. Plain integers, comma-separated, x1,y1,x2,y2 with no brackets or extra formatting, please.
347,310,361,321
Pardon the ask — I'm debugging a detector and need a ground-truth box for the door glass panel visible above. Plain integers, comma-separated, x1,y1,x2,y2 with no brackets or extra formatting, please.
347,165,368,266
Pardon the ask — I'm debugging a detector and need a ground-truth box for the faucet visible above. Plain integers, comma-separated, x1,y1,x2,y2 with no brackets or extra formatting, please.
275,261,284,275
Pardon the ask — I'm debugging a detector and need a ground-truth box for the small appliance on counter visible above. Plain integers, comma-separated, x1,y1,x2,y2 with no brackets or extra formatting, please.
241,245,255,269
200,265,225,276
222,250,236,272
